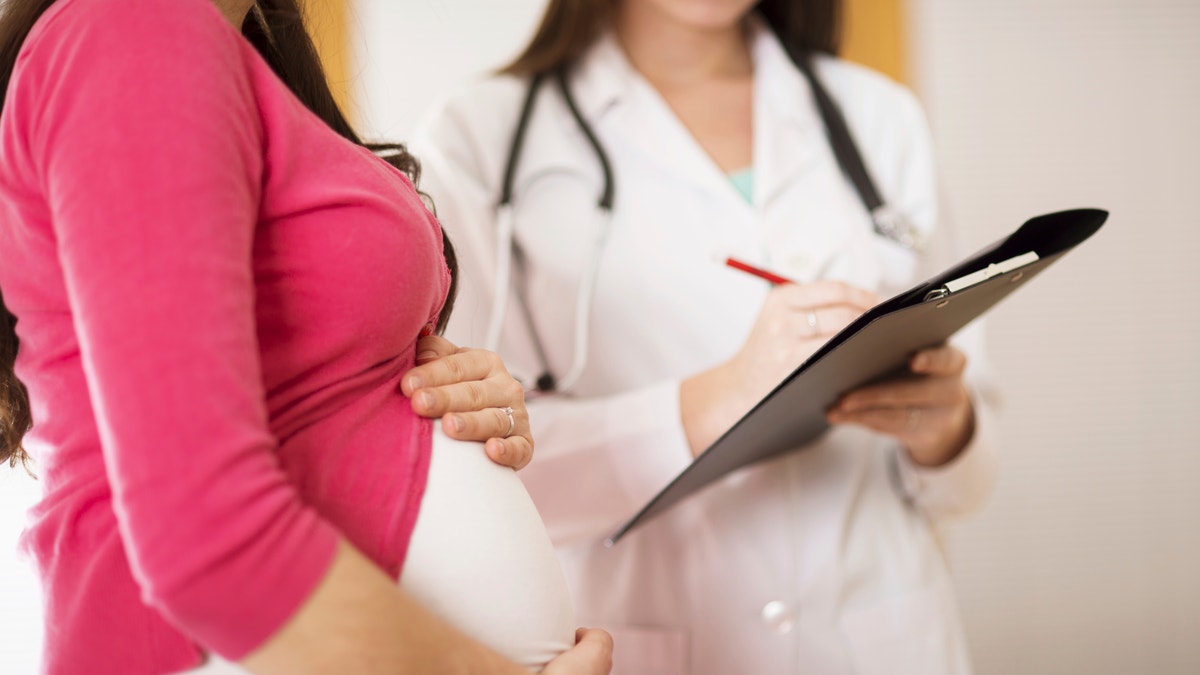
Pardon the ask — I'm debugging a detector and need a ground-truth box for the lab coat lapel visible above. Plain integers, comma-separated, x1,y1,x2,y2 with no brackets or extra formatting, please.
752,21,826,208
566,25,833,209
573,34,749,204
569,34,627,127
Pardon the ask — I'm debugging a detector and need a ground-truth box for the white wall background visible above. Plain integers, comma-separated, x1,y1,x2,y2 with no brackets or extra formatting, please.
0,469,41,675
910,1,1200,673
349,0,548,140
2,1,1196,673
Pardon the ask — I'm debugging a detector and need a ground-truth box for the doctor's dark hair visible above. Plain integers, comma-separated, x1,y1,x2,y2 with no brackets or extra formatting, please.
501,0,842,75
0,0,456,468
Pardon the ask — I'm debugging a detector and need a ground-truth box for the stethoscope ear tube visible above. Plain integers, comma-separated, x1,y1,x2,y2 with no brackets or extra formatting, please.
484,205,516,353
489,204,613,396
499,72,547,208
552,207,611,394
489,68,618,394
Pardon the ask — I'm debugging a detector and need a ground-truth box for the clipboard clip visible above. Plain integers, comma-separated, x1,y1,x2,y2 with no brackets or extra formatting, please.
923,251,1040,302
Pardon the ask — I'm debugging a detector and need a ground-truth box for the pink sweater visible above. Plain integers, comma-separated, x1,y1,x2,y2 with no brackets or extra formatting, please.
0,0,450,672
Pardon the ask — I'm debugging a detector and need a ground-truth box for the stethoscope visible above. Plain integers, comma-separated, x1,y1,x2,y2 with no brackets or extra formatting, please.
488,49,925,395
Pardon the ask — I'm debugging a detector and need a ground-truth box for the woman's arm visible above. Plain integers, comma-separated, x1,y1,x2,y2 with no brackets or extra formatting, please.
243,541,526,673
31,1,338,655
24,1,610,670
242,540,612,675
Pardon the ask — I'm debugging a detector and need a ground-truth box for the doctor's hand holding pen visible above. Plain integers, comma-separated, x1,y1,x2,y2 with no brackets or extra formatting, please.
682,258,975,468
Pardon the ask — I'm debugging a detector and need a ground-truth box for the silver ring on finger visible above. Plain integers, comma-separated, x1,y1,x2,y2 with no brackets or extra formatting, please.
907,407,921,432
807,310,820,337
499,406,515,439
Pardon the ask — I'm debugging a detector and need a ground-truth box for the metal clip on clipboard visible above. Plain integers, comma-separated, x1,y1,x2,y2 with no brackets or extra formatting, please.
923,251,1041,303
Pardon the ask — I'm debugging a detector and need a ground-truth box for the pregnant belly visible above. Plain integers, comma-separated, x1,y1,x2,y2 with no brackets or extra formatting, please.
400,428,576,670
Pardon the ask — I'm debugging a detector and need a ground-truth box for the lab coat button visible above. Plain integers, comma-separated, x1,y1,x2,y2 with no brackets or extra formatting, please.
761,600,796,635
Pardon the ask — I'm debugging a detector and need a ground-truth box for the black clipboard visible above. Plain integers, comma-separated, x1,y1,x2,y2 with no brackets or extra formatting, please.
608,208,1108,545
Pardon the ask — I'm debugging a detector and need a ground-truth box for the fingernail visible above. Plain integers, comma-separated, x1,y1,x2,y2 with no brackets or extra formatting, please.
407,375,423,390
416,351,437,363
495,443,507,460
450,415,464,433
912,355,929,371
417,391,434,408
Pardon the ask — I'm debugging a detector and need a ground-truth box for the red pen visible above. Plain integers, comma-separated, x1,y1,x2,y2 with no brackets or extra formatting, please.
723,257,796,285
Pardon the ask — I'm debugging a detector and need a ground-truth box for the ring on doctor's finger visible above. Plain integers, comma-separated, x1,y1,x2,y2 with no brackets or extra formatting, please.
807,310,820,337
907,407,921,432
499,406,516,439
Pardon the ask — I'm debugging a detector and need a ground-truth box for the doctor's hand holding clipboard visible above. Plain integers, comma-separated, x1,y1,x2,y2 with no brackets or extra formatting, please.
413,0,998,672
703,258,977,468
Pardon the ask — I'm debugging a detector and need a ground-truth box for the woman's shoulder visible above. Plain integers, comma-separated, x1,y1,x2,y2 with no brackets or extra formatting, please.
19,0,238,66
5,0,256,166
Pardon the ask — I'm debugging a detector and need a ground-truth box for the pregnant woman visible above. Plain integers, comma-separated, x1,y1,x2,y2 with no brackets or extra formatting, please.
0,0,610,673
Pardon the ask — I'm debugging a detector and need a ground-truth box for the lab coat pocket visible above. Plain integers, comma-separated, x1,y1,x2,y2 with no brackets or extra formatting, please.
839,584,965,675
606,625,688,675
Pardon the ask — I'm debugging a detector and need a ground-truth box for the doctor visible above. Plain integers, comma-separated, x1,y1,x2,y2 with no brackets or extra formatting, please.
413,0,997,672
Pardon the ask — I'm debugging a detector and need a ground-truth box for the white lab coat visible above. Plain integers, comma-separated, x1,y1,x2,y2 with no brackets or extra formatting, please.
413,20,998,675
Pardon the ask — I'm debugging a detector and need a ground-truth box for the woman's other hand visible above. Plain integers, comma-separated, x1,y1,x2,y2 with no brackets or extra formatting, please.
827,343,975,467
540,628,614,675
681,281,880,455
401,335,532,470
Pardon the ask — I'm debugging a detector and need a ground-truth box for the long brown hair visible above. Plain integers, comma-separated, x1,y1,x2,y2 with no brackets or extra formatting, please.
0,0,454,467
502,0,842,76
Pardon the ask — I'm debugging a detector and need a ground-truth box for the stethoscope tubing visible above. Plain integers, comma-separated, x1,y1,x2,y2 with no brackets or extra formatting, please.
489,67,616,394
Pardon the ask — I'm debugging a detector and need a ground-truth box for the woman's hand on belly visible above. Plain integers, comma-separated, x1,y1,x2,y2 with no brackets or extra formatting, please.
541,629,614,675
401,334,533,469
